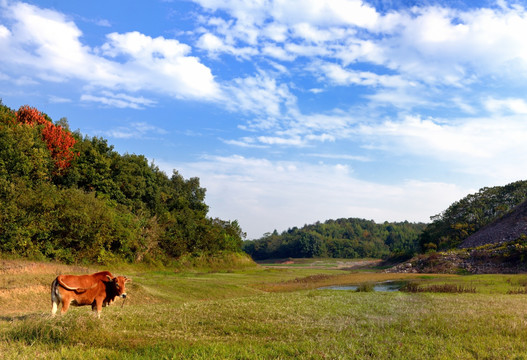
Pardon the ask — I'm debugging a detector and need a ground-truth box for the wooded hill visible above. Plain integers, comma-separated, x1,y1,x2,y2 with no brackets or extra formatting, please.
419,180,527,251
243,219,427,260
244,180,527,261
0,102,244,264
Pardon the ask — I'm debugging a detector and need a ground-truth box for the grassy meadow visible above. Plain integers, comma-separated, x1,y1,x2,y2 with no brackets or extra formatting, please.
1,257,527,359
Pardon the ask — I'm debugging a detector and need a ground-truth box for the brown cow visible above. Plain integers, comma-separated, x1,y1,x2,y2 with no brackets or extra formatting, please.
51,271,131,318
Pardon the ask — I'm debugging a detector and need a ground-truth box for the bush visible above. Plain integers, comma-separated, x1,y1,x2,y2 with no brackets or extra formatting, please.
356,283,374,292
401,282,476,293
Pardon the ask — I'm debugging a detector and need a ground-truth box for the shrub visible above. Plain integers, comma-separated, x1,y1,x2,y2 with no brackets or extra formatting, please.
401,282,476,293
356,283,374,292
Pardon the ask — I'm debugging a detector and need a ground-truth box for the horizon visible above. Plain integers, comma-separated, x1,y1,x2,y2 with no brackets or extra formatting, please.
2,0,527,239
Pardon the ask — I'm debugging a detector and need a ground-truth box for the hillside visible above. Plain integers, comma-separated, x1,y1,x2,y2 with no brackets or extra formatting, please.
388,189,527,274
0,102,244,264
418,180,527,251
460,199,527,248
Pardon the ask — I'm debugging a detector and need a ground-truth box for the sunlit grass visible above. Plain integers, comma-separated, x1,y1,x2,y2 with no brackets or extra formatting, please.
3,290,527,359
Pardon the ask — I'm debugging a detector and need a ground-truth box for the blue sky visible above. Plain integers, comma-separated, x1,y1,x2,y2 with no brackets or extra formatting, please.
2,0,527,239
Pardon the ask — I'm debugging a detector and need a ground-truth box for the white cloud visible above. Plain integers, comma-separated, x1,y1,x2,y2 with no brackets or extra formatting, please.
225,104,359,148
357,114,527,182
270,0,379,29
94,19,111,27
308,153,370,162
380,5,527,86
159,155,469,238
196,32,258,59
221,71,297,120
104,122,168,139
292,22,344,43
192,0,527,94
262,44,296,61
484,97,527,114
0,1,220,102
262,22,288,42
49,95,71,103
0,24,9,38
100,31,220,99
197,32,224,52
319,62,407,87
257,136,304,146
222,137,268,148
81,91,156,109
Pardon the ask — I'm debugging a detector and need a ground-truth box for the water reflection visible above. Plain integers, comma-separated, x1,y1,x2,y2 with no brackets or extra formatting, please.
318,281,405,292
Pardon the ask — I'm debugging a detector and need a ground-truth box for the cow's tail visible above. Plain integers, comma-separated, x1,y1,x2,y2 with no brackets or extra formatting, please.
51,278,61,316
56,277,94,293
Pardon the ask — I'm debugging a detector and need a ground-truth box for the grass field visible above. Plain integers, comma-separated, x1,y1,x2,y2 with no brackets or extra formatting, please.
2,258,527,359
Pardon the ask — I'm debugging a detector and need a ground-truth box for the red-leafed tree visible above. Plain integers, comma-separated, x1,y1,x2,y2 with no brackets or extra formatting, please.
16,105,78,171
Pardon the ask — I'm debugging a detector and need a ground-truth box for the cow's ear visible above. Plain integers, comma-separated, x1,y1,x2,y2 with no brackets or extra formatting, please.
125,277,131,283
106,275,112,281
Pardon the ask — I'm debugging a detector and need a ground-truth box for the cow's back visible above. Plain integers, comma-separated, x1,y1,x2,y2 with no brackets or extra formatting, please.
58,271,113,289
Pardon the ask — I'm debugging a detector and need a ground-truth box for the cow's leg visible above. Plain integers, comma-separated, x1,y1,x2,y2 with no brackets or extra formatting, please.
61,298,71,315
91,302,98,316
93,300,103,318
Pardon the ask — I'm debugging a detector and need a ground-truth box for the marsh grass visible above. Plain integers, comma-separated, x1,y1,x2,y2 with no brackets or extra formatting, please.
401,282,476,293
255,271,426,292
356,283,375,292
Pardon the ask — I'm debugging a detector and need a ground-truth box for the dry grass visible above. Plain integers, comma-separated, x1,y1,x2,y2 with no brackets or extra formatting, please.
0,258,93,275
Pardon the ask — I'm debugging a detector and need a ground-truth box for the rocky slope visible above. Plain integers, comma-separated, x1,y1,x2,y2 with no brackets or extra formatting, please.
386,244,527,274
460,199,527,248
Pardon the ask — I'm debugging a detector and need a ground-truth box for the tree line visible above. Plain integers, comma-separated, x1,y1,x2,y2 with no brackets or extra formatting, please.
0,102,244,264
243,218,426,260
243,180,527,260
419,180,527,251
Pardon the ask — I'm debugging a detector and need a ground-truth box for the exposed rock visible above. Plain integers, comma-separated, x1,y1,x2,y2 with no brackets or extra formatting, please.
386,243,527,274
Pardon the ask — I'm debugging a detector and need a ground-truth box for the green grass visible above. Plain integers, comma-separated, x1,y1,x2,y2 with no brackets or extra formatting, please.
2,259,527,359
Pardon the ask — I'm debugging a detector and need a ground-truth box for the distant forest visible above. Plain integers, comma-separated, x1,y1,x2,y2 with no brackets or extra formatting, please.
243,219,427,260
244,180,527,261
0,102,244,264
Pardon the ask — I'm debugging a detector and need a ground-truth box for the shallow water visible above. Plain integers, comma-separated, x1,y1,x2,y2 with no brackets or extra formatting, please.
318,280,405,292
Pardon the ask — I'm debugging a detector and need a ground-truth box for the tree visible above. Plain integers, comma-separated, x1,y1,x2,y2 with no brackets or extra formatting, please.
16,105,78,172
0,102,245,264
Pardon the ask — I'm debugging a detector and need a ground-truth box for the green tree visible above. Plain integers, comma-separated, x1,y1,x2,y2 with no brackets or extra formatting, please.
419,181,527,250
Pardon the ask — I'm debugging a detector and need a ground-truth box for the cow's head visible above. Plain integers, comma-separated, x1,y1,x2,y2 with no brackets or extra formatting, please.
106,275,131,299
